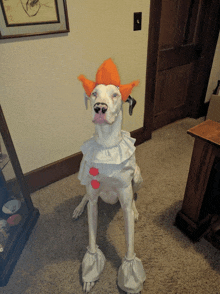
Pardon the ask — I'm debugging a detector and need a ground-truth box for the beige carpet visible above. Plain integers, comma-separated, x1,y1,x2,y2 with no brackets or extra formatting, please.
2,116,220,294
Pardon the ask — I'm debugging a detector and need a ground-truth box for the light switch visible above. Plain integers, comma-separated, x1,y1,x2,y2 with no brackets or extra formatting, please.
134,12,142,31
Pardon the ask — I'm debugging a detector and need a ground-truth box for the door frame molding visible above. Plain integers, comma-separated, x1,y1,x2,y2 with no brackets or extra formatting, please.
144,0,162,136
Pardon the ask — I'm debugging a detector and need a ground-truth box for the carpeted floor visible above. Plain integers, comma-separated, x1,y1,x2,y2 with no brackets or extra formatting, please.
2,116,220,294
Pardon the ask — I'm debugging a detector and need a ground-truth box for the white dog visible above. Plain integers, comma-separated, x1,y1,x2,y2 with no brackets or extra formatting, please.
73,59,146,293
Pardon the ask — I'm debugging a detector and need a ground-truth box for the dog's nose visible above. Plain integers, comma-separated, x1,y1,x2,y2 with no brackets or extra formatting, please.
94,103,108,114
101,107,107,114
94,106,101,113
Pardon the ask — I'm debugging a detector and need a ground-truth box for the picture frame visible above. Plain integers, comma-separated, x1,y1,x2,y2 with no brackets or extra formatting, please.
0,0,69,39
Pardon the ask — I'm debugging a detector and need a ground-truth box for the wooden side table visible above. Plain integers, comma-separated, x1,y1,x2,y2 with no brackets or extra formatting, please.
175,119,220,247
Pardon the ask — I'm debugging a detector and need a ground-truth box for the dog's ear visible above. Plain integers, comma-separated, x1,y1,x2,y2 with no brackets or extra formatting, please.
126,95,137,116
84,93,89,110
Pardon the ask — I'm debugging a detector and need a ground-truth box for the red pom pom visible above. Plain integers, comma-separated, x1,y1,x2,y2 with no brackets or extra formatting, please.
91,180,100,189
89,167,99,176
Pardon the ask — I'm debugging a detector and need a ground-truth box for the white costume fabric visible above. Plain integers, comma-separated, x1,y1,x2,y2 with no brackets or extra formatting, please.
78,130,145,292
118,254,146,293
82,246,106,283
78,130,137,190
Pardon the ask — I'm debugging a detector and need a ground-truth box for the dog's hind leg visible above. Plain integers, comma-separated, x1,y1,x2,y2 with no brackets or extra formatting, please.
72,193,89,219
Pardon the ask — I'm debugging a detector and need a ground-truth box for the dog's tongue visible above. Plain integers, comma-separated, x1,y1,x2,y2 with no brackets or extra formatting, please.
93,113,107,124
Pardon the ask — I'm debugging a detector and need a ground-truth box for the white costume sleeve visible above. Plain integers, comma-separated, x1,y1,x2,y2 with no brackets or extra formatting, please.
82,246,106,283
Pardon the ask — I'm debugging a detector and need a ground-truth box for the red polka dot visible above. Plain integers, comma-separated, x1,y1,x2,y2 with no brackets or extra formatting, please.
89,167,99,176
91,180,100,189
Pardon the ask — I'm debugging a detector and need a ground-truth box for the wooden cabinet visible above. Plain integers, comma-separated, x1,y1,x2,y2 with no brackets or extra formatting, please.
175,119,220,248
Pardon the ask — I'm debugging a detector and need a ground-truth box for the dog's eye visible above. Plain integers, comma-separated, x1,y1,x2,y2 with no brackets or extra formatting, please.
112,93,118,98
92,92,97,98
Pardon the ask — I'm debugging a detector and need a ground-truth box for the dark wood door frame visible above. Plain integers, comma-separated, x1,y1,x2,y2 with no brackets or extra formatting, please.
144,0,162,139
144,0,220,137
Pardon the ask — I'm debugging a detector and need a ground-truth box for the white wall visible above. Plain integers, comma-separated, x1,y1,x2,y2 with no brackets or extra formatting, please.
0,0,150,174
205,33,220,102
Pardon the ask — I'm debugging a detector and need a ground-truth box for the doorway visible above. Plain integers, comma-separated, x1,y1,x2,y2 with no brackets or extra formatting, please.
144,0,220,137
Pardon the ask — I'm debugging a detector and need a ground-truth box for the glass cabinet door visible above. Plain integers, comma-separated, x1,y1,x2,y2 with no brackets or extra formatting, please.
0,105,39,287
0,135,29,253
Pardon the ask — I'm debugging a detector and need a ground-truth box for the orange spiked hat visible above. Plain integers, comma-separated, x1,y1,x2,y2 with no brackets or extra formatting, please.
78,58,139,102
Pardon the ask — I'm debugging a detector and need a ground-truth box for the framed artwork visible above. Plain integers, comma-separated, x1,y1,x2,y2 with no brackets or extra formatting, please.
0,0,69,39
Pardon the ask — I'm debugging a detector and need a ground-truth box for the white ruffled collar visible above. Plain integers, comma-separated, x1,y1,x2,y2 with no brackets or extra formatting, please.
81,130,136,165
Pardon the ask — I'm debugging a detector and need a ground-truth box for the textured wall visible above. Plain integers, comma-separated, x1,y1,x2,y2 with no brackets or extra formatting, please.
205,33,220,102
0,0,150,174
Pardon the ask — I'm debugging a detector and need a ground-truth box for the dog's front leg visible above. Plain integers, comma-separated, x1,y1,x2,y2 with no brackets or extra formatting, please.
118,185,146,294
87,200,98,253
119,185,135,259
82,200,97,293
82,195,105,292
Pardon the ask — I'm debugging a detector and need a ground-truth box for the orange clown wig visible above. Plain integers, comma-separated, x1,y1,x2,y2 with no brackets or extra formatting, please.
78,58,139,102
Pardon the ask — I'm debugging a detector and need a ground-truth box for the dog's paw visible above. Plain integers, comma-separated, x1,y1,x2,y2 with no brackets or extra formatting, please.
83,282,95,293
72,204,84,220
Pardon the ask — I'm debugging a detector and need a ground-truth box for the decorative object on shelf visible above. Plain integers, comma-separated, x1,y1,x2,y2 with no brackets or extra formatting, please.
0,0,69,39
7,214,22,226
73,58,146,293
0,105,39,287
2,199,21,214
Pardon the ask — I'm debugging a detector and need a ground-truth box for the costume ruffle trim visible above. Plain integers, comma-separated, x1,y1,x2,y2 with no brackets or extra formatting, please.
81,130,136,165
82,246,106,283
118,254,146,293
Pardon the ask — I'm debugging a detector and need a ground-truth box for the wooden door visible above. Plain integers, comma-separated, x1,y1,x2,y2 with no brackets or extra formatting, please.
144,0,220,133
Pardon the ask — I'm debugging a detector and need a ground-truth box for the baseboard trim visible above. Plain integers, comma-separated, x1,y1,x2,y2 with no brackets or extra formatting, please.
25,127,149,193
25,152,83,193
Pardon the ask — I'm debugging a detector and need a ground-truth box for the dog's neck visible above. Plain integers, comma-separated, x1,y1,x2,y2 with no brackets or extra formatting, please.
94,110,122,147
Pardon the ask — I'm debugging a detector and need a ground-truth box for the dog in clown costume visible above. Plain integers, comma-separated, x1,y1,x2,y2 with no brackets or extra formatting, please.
73,58,146,293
